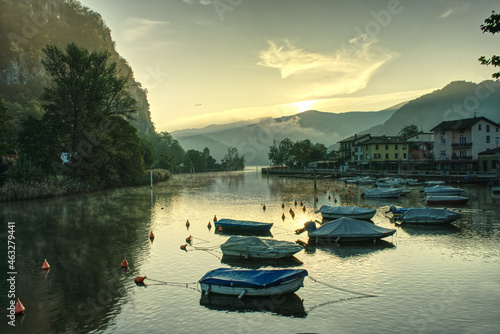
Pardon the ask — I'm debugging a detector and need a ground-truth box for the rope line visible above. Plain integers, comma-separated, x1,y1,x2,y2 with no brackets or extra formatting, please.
308,275,378,297
144,278,200,292
306,295,376,313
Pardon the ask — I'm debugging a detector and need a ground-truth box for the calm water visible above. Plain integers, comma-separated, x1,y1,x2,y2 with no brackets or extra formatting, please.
1,169,500,334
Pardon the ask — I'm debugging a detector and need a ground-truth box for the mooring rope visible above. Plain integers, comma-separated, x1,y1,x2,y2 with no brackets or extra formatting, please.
308,275,378,297
144,278,200,292
306,295,376,313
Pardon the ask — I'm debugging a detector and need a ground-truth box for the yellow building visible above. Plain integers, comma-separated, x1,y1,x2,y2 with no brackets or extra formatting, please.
355,136,409,164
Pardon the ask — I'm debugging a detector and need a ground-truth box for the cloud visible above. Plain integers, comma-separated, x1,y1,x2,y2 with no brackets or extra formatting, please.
182,0,214,4
257,37,398,99
123,17,169,42
439,8,454,19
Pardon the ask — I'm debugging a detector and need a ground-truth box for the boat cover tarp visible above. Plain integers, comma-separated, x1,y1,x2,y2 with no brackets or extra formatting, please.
309,217,396,238
316,205,376,216
401,208,461,222
424,185,463,194
390,206,427,215
423,196,469,203
363,188,402,197
216,219,273,230
220,236,302,256
199,268,308,288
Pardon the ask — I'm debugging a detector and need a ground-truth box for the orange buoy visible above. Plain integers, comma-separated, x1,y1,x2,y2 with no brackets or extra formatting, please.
135,276,147,283
300,201,303,206
262,204,266,211
217,226,223,232
334,198,337,203
294,200,297,207
186,235,192,244
207,221,212,228
315,197,318,202
281,203,285,209
41,259,50,270
281,213,285,221
149,231,155,239
213,215,218,222
15,299,25,314
180,244,187,250
186,219,190,227
328,195,331,200
302,206,306,212
120,257,128,267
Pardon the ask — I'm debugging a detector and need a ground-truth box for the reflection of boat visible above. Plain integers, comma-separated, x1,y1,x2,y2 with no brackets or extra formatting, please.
220,236,303,259
362,188,403,198
309,239,396,257
200,292,307,318
423,196,469,205
423,185,463,196
221,255,303,269
215,219,273,233
199,268,308,297
398,208,461,225
308,217,396,242
316,205,376,220
399,223,460,236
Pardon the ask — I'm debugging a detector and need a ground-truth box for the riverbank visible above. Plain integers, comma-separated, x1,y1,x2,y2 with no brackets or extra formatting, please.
0,168,172,201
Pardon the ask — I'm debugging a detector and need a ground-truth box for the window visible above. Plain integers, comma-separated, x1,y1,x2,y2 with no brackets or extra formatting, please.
459,150,466,158
492,160,497,170
385,154,389,159
459,137,466,145
365,145,368,150
395,153,399,159
403,144,407,149
374,153,380,159
403,153,407,159
486,125,490,132
441,131,445,136
385,145,389,150
375,144,379,150
486,136,490,143
354,147,358,152
441,138,445,144
440,151,446,158
478,124,482,130
395,144,399,150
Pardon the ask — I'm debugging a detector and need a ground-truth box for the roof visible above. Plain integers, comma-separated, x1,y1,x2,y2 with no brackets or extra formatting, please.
338,133,370,143
478,147,500,155
355,136,408,145
430,117,499,132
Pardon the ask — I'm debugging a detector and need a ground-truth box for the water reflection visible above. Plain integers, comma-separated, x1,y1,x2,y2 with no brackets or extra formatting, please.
199,292,307,318
302,240,396,258
220,255,303,269
398,223,461,236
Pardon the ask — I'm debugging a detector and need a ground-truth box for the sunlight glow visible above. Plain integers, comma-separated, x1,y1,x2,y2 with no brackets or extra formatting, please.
290,100,317,113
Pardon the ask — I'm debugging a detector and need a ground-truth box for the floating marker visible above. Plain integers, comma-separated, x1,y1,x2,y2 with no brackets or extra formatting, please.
328,195,331,200
315,197,318,202
294,200,297,207
302,206,306,212
15,299,25,314
186,220,190,227
213,215,218,222
217,226,223,232
186,235,192,244
300,201,303,207
281,213,285,221
180,244,187,250
135,276,147,283
281,203,285,209
262,204,266,211
207,221,212,228
120,257,128,267
41,259,50,270
150,231,155,239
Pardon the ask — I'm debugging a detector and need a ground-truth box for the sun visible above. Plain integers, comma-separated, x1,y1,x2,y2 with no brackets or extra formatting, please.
290,100,317,113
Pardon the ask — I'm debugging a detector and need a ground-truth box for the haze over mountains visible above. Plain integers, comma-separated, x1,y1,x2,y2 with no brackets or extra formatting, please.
173,80,500,165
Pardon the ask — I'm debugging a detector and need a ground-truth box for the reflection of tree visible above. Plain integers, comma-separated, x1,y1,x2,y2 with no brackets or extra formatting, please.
0,187,159,333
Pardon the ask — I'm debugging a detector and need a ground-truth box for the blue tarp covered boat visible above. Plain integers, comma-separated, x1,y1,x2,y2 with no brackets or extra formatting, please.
308,217,396,242
199,268,308,297
214,219,273,233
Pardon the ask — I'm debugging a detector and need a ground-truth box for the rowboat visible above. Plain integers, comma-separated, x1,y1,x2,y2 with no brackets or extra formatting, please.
214,219,273,233
362,188,403,198
316,205,376,220
423,185,463,196
422,196,469,205
308,217,396,242
220,236,303,259
199,268,308,297
398,208,461,225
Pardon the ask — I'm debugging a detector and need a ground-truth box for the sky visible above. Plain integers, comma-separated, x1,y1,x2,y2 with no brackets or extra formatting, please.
79,0,499,132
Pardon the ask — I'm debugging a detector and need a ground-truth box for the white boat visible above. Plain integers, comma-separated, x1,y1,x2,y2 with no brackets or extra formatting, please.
493,187,500,195
316,205,376,220
199,268,308,297
405,179,424,186
375,180,401,188
357,177,375,185
363,188,403,198
423,185,463,196
423,196,469,205
398,208,461,225
424,180,446,186
220,236,303,259
308,217,396,242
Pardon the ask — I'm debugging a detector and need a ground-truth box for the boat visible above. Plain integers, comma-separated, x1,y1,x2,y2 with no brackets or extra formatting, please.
493,187,500,195
375,180,401,188
199,268,308,297
307,217,396,242
405,179,424,186
388,206,428,217
214,219,273,233
398,208,461,225
316,205,376,220
357,177,375,185
424,180,446,186
362,188,403,198
423,185,463,196
220,236,303,259
422,196,470,205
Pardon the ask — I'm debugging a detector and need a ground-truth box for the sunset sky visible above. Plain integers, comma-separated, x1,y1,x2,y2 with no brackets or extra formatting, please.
79,0,499,131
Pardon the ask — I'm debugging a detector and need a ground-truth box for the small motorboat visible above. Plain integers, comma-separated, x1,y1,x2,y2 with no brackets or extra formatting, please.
388,206,428,217
423,185,463,196
363,188,403,198
214,219,273,233
398,208,461,225
199,268,308,297
307,217,396,243
220,236,303,259
424,180,446,186
423,196,469,205
316,205,376,220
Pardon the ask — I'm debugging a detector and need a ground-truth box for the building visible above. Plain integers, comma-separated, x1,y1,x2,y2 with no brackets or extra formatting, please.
406,132,434,161
337,134,370,163
354,136,409,166
478,147,500,172
431,117,500,168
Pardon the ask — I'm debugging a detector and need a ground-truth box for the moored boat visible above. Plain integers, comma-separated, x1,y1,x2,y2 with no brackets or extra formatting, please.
214,219,273,233
220,236,303,259
398,208,461,225
423,185,463,196
424,180,446,186
363,188,403,198
493,187,500,195
388,206,428,217
199,268,308,297
423,196,469,205
316,205,376,220
307,217,396,242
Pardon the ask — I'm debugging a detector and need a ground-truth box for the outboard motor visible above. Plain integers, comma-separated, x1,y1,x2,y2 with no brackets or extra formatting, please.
304,220,317,233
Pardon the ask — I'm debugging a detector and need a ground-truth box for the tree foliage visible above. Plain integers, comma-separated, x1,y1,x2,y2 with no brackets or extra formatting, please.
268,138,327,167
398,124,420,138
479,10,500,79
222,147,245,171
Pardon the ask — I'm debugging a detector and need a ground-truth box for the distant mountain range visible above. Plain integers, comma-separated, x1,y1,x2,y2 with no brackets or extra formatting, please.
173,80,500,165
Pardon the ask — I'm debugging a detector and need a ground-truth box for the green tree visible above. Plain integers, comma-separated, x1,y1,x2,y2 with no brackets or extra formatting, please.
186,149,207,172
309,143,327,162
222,147,245,171
292,139,313,167
0,97,13,157
398,124,420,138
140,138,156,169
479,10,500,79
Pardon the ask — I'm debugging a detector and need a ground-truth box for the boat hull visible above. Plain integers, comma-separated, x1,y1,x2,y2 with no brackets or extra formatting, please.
321,212,375,220
221,249,302,259
423,196,469,205
200,277,305,297
214,219,273,232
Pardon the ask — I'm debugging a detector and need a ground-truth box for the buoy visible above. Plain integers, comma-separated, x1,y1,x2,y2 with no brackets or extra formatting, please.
207,221,212,228
315,197,318,202
217,226,223,232
41,259,50,270
334,198,337,203
149,231,155,239
15,299,25,314
135,276,147,283
328,195,331,200
180,244,187,250
281,213,285,221
300,201,303,207
302,206,306,212
120,257,128,267
294,200,297,207
281,203,285,209
262,204,266,211
213,215,218,222
186,235,192,244
186,219,190,227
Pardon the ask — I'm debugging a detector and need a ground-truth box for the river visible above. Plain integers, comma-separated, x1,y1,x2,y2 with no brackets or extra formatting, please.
1,168,499,334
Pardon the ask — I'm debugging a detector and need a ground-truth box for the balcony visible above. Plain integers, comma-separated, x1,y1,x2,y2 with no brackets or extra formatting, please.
451,155,472,160
452,142,472,148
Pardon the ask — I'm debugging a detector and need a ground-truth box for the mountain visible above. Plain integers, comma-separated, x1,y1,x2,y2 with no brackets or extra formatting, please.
0,0,155,136
173,108,397,165
363,80,500,136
